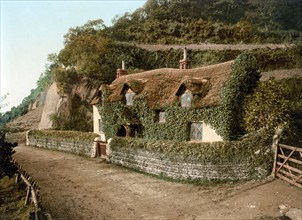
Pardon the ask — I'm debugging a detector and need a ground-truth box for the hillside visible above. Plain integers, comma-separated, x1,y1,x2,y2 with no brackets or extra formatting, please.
6,106,43,131
106,0,302,44
1,0,302,133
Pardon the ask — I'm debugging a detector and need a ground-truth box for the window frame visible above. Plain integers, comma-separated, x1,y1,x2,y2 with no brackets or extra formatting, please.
125,88,135,106
158,111,166,123
190,122,203,142
98,119,104,133
180,89,193,108
154,110,166,123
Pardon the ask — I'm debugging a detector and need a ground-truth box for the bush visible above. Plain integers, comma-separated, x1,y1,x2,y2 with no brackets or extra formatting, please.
0,128,17,179
243,80,291,133
28,129,99,142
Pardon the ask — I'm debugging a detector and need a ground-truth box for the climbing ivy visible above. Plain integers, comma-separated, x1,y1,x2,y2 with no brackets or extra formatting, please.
28,130,99,142
219,53,261,140
110,128,273,171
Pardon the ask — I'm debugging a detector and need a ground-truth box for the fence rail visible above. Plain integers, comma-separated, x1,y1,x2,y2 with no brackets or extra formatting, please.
273,144,302,189
12,159,41,208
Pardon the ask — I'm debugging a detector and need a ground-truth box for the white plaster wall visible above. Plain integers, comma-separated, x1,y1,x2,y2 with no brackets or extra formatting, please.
202,122,223,142
93,105,106,141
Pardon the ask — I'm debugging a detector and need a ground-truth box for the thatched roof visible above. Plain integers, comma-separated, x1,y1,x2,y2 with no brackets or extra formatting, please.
104,61,233,109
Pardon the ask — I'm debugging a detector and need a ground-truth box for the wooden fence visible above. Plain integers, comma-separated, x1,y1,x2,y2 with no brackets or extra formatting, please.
12,159,52,220
13,159,40,208
273,144,302,189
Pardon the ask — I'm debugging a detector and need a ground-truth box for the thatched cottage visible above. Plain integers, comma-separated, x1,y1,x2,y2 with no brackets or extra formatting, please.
92,50,258,143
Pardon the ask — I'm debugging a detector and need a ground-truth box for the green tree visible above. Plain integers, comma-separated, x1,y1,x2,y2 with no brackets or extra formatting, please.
247,0,302,31
0,95,17,179
57,19,111,87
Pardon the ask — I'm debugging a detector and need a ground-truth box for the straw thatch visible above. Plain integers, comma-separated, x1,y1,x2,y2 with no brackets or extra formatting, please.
104,61,233,109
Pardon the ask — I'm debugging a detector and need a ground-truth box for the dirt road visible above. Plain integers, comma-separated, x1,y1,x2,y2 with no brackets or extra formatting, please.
13,145,301,220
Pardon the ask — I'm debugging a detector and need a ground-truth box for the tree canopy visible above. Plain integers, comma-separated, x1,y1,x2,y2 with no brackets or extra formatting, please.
106,0,302,44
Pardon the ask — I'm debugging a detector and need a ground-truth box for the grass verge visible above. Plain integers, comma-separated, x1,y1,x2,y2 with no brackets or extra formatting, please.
0,176,35,219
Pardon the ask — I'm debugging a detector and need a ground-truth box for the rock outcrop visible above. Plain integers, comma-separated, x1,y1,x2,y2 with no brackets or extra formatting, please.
38,83,61,129
7,78,98,132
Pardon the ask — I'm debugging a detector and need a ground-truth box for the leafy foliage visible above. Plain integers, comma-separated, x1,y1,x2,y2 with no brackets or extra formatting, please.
28,129,99,143
244,78,302,146
106,0,302,44
0,129,17,179
56,20,111,88
219,53,261,139
0,97,17,179
243,80,291,132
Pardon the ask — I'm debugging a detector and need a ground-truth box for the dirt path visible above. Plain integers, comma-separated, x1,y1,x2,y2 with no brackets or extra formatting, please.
13,145,301,220
136,43,291,51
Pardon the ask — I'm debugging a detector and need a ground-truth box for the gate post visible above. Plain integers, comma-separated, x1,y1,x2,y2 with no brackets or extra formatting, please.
271,127,283,176
92,137,101,158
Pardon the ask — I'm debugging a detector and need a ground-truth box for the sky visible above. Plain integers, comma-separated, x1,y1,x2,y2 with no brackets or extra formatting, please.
0,0,147,113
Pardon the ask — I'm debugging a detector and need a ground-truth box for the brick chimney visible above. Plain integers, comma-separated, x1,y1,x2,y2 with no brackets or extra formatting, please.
179,47,190,69
116,60,127,78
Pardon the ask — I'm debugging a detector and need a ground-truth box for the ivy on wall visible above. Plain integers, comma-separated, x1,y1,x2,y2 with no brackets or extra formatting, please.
28,130,99,142
110,128,274,177
99,53,260,141
219,53,261,140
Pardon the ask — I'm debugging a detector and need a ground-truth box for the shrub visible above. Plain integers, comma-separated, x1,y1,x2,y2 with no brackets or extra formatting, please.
28,129,99,142
243,80,291,133
0,128,17,179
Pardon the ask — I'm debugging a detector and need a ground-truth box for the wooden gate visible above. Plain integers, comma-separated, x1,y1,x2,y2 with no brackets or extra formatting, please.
273,144,302,189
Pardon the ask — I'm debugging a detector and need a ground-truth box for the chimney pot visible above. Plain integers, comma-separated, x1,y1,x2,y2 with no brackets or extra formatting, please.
116,61,127,78
179,47,190,69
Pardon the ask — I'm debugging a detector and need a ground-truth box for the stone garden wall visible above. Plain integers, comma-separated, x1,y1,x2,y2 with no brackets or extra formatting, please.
109,136,272,181
27,130,99,157
110,148,256,181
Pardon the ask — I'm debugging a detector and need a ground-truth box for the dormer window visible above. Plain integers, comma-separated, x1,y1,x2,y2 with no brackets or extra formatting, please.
125,88,135,106
159,111,165,123
180,90,193,108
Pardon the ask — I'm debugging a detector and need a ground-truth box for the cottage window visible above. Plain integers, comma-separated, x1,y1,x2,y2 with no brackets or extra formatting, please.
159,111,165,123
181,90,193,107
156,111,165,123
154,110,166,123
117,126,127,137
190,122,203,141
98,119,104,133
125,89,135,106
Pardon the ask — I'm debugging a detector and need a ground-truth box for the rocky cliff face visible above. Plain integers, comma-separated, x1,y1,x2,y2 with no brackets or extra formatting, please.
8,79,99,133
39,79,98,131
38,83,61,129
